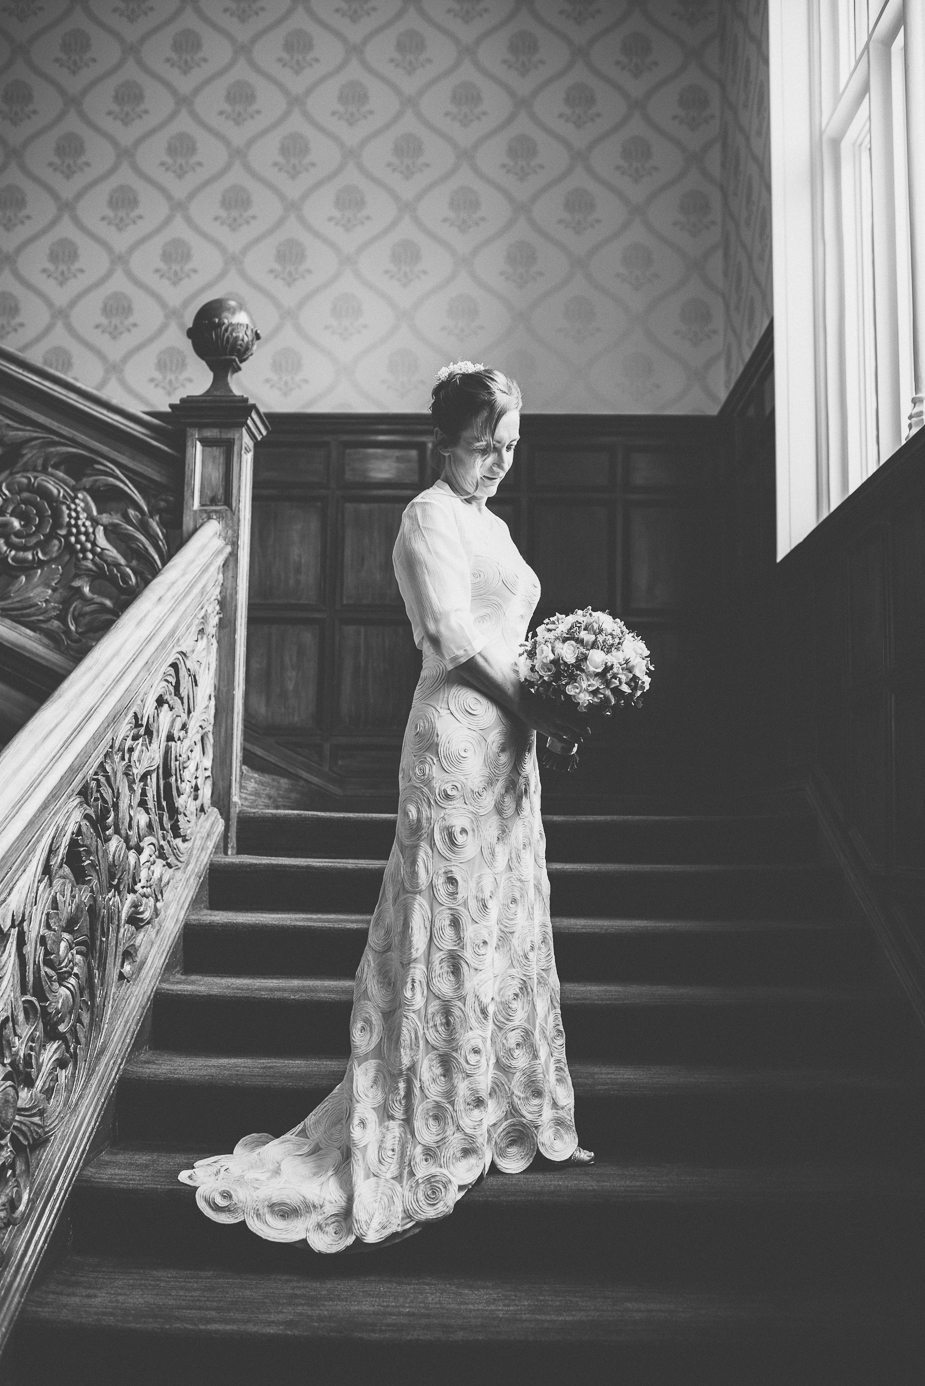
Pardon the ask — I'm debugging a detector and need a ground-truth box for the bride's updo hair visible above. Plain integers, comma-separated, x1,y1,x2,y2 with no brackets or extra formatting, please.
430,365,522,451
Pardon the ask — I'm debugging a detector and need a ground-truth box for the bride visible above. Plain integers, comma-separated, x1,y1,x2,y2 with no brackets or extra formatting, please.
179,361,594,1253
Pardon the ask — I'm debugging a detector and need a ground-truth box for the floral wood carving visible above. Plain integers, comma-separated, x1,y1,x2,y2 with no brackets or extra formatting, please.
0,421,171,655
0,600,217,1244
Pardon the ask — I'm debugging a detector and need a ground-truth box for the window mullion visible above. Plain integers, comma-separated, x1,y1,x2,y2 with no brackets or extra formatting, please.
868,36,901,460
768,0,825,554
822,0,845,110
823,127,848,508
840,113,868,495
856,117,878,481
891,31,914,430
902,1,925,434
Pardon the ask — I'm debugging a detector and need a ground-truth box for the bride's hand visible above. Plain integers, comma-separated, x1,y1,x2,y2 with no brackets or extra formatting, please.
519,692,591,744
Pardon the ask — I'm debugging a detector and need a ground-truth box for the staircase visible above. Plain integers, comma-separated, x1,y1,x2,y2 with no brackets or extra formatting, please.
9,807,925,1385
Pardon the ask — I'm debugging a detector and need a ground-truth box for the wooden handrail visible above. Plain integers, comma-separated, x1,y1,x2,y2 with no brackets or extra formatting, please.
0,519,229,1347
0,520,227,880
0,342,182,488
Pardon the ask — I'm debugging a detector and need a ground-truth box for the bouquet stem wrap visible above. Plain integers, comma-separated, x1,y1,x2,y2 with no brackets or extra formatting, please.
541,735,580,773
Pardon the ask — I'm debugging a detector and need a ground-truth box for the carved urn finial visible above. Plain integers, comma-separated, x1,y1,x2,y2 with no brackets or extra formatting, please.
186,297,260,396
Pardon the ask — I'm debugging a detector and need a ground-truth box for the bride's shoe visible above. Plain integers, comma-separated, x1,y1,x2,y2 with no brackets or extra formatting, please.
534,1144,595,1169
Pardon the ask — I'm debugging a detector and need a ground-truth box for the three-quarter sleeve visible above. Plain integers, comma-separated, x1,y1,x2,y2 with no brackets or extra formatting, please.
393,495,486,669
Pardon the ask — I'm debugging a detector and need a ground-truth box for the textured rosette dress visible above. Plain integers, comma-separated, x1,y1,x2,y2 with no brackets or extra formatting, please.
179,477,579,1252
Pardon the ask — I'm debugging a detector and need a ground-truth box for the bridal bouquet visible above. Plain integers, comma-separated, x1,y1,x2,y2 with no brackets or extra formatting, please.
517,608,653,771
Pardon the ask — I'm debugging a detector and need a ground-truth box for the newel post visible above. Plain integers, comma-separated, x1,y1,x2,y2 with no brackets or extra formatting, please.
170,297,268,853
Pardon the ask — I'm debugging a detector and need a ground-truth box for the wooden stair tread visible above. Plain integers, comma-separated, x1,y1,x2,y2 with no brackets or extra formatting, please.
158,972,888,1007
16,800,924,1376
184,909,853,933
124,1050,919,1093
80,1145,925,1203
19,1255,910,1342
237,809,812,826
214,855,831,875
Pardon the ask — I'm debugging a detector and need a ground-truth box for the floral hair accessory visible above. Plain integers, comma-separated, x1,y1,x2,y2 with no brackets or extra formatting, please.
435,360,485,383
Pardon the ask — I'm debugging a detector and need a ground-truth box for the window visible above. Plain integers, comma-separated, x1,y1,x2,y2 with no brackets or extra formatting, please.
768,0,919,556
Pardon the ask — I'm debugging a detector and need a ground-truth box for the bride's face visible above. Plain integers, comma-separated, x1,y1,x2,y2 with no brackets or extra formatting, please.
440,408,520,500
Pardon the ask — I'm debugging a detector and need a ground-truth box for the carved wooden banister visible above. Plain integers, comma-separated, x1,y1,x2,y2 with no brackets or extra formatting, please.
0,518,228,1348
0,299,267,855
0,343,182,661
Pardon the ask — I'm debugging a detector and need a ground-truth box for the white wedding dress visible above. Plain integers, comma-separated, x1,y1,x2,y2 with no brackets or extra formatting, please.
178,477,579,1251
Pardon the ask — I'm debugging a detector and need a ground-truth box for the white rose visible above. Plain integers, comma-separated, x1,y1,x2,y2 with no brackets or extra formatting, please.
586,648,606,673
561,640,579,664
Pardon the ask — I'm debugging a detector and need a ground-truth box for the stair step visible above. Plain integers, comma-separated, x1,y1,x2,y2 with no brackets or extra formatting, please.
152,972,904,1065
237,809,820,866
80,1142,924,1206
116,1052,925,1162
182,910,873,985
13,1255,922,1386
68,1143,925,1282
207,856,843,920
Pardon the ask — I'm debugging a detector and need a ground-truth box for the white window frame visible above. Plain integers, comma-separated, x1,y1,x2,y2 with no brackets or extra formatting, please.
768,0,921,558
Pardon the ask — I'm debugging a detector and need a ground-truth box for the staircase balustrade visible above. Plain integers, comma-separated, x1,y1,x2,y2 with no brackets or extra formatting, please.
0,518,227,1347
0,301,268,851
0,300,269,1349
0,343,183,657
0,343,183,747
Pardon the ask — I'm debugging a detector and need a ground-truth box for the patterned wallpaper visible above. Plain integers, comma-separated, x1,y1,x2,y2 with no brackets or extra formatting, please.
719,0,771,392
1,0,736,414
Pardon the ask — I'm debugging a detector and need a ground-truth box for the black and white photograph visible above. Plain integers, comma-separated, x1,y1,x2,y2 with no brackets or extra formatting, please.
0,1,922,1382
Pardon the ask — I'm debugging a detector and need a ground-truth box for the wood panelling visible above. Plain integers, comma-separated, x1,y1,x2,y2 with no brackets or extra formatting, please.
336,624,419,731
250,501,324,604
257,446,328,487
847,527,889,679
893,690,925,872
332,740,410,781
626,504,712,610
532,502,610,612
722,321,925,993
340,502,405,606
760,432,923,883
891,500,925,667
813,561,847,797
532,449,610,488
638,625,697,706
625,445,705,490
341,446,423,486
197,439,233,508
846,689,890,863
781,568,818,775
245,414,730,805
245,623,320,729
